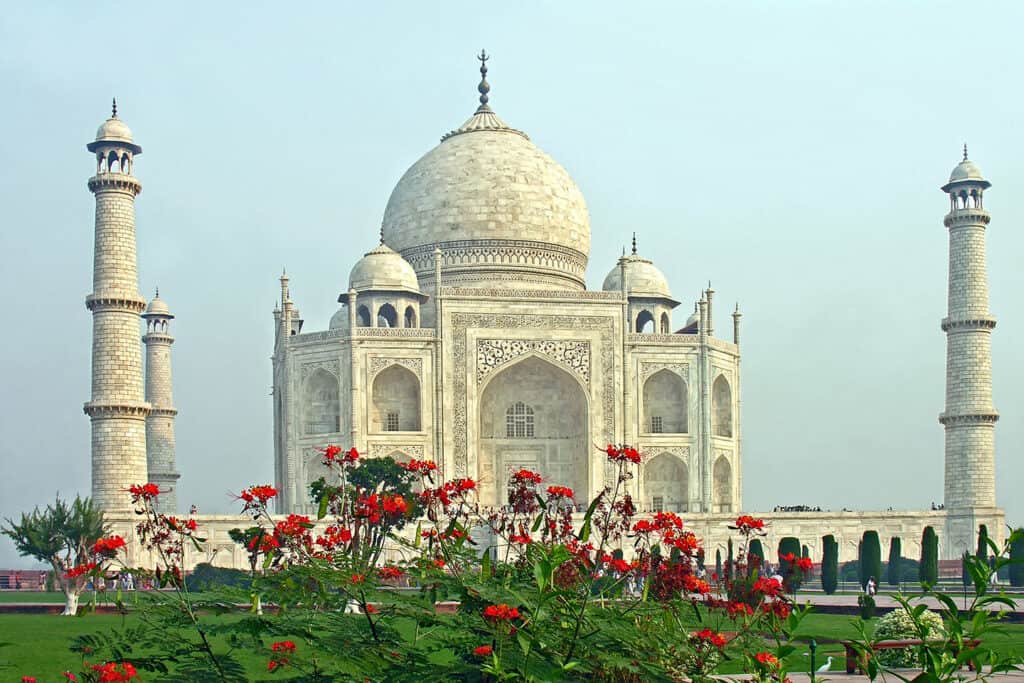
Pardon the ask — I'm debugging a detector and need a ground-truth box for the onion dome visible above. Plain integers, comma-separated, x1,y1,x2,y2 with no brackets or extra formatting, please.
380,52,590,291
87,99,142,154
329,307,348,330
348,242,424,297
142,291,173,319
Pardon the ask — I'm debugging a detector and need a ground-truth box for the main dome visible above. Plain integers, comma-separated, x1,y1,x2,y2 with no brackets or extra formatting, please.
380,67,590,291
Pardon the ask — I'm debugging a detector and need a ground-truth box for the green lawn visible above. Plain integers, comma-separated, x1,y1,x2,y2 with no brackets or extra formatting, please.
0,591,66,603
1,609,1022,680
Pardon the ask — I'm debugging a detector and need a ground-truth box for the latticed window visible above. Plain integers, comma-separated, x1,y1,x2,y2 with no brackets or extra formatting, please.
650,416,663,433
505,402,535,438
386,411,400,432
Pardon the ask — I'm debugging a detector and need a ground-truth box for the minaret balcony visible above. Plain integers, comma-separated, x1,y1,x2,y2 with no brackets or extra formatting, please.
944,209,990,227
940,316,996,332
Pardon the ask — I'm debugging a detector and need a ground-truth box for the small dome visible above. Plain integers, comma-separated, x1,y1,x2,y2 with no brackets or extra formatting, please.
96,117,134,145
949,159,985,183
329,306,348,330
602,253,673,300
349,243,422,295
685,310,700,327
143,294,173,319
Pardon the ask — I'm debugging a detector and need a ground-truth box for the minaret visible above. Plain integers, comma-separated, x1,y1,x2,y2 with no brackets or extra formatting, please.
142,290,180,512
84,100,150,511
939,146,999,557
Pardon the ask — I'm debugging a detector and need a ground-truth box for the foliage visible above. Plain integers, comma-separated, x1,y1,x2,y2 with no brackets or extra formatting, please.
887,537,901,587
821,535,838,595
860,531,881,591
715,548,722,578
851,528,1024,682
776,537,803,592
976,524,990,564
857,593,875,620
873,607,946,667
184,563,252,592
1011,527,1024,588
919,526,938,588
1,495,113,615
748,538,764,572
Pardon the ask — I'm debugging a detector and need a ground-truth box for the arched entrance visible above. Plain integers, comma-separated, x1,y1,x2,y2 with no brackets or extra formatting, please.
478,356,589,508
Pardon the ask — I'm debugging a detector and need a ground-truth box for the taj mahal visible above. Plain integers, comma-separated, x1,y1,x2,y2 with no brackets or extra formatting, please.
81,55,1004,568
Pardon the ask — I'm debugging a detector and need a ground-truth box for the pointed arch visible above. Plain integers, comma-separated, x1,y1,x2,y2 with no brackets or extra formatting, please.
377,303,398,328
404,305,417,328
636,309,655,333
712,375,733,437
643,369,687,434
660,312,670,333
304,369,339,434
713,456,733,513
478,355,589,508
371,365,421,432
356,305,371,327
644,452,687,512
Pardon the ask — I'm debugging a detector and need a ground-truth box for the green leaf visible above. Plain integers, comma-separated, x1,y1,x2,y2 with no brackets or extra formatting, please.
481,546,492,578
531,514,544,534
578,493,604,543
317,494,329,520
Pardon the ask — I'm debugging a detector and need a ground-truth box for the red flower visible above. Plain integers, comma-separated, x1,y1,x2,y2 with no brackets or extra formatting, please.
239,485,278,505
455,478,476,491
682,575,711,595
546,485,574,498
400,459,437,473
350,574,365,584
378,565,403,580
90,662,138,682
64,562,97,579
22,677,36,682
92,535,127,557
63,674,77,682
755,651,780,667
128,483,161,501
732,515,765,532
366,604,379,614
691,628,727,649
752,576,783,598
608,558,632,573
271,640,296,652
248,533,280,553
779,551,796,563
432,557,446,568
473,644,493,657
726,601,755,619
797,556,813,571
509,534,533,545
603,444,642,463
268,659,286,672
510,469,543,485
382,494,408,515
483,603,521,621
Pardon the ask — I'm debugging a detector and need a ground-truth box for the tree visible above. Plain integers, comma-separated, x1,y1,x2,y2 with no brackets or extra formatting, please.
777,536,802,590
1010,527,1024,588
821,534,838,595
860,531,881,591
976,524,990,564
727,538,734,579
887,537,902,586
748,539,764,574
2,496,108,615
920,525,939,588
715,549,722,579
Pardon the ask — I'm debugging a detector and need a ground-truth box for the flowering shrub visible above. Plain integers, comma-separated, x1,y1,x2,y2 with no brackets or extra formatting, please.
873,606,946,667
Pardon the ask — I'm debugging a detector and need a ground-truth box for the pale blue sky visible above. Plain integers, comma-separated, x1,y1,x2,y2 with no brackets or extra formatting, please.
2,2,1022,567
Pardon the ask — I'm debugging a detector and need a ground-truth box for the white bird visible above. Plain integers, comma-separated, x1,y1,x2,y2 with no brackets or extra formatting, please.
817,656,834,673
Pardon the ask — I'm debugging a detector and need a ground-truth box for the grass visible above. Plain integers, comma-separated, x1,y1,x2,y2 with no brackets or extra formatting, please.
1,608,1023,679
0,591,66,603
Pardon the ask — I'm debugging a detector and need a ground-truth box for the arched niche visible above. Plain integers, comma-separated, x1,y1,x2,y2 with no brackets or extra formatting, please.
712,375,733,437
713,456,733,513
642,369,687,433
660,312,670,333
371,365,421,432
478,356,588,508
304,369,339,434
404,306,417,328
644,452,687,512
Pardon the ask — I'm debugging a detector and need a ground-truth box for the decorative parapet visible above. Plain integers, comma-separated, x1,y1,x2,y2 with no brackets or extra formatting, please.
938,411,999,426
85,293,147,313
944,209,990,227
627,333,699,345
441,287,622,302
88,174,141,195
941,316,997,332
83,401,150,419
354,328,436,339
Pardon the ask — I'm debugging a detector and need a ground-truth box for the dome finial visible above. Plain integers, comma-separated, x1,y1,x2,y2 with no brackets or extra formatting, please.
963,143,969,161
476,49,491,109
154,286,159,298
631,232,637,255
380,225,385,245
111,97,118,118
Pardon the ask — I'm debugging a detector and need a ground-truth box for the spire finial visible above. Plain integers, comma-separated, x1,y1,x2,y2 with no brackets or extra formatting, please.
380,226,385,245
631,232,637,255
963,143,969,161
111,97,118,118
155,286,159,298
476,49,491,109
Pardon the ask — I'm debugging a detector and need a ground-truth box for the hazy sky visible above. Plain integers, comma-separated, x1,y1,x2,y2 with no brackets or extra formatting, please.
2,2,1022,567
